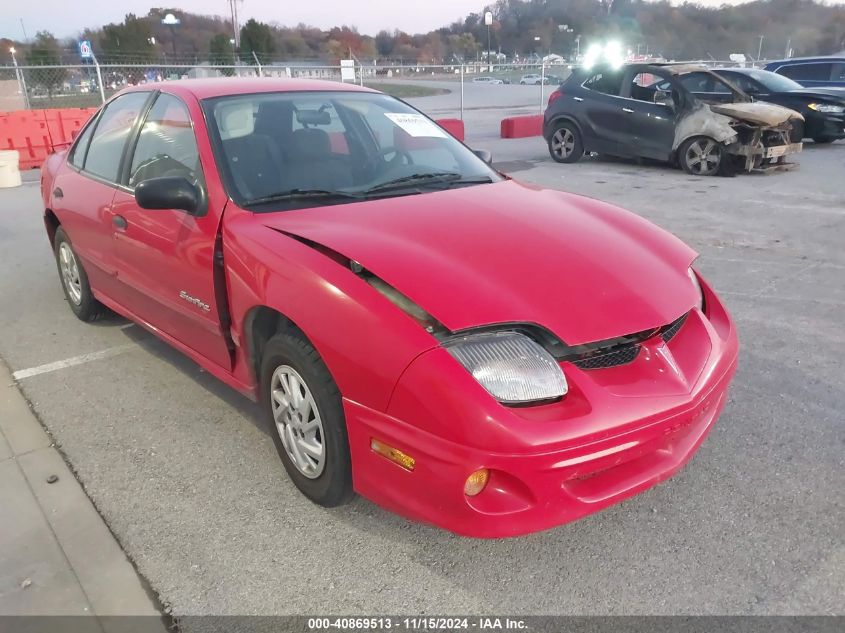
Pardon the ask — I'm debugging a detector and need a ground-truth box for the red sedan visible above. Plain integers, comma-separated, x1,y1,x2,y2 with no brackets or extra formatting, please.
40,78,738,537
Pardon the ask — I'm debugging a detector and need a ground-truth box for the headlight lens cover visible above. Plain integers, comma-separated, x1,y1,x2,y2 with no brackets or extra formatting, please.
445,331,568,404
808,102,845,113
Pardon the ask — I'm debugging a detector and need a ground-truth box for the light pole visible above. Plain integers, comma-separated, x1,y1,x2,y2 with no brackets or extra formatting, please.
484,11,493,72
757,35,764,61
162,13,180,60
9,47,30,109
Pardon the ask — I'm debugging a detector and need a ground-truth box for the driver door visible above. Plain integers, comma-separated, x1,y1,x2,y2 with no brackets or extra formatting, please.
109,92,232,370
622,69,678,161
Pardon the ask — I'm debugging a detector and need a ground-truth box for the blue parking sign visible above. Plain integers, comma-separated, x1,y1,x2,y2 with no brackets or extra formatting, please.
79,40,93,59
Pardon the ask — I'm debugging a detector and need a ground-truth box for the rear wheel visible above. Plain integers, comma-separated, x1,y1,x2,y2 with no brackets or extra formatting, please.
679,136,723,176
548,122,583,164
260,331,353,507
53,227,103,322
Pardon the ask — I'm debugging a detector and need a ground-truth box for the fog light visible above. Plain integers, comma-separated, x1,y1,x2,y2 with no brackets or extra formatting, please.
464,468,489,496
371,439,415,471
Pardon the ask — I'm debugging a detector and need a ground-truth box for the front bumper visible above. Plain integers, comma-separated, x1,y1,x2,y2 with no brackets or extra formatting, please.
345,280,739,538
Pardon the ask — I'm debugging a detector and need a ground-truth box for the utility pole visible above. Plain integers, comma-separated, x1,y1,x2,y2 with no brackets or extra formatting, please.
485,11,493,72
229,0,242,48
757,35,764,61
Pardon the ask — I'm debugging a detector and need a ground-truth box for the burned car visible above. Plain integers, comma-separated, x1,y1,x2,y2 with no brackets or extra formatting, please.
543,63,804,175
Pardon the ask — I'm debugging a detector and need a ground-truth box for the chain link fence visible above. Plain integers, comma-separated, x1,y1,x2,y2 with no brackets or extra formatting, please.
1,60,766,113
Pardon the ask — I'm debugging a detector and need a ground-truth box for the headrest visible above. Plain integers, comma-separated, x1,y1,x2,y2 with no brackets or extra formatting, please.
215,101,254,140
292,128,331,159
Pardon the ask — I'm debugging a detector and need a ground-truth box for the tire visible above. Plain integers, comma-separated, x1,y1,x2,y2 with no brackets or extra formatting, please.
548,122,584,164
812,136,837,144
679,136,723,176
53,227,103,322
260,330,353,507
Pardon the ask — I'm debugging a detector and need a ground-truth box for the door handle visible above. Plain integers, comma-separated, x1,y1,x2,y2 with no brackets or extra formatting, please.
52,187,63,199
573,96,584,102
112,215,128,230
622,108,635,113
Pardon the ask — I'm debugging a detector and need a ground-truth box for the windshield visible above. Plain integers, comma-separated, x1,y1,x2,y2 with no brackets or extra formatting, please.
746,70,804,92
203,91,500,211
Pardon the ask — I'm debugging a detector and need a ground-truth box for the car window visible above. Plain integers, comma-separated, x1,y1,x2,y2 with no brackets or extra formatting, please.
678,73,718,93
582,71,622,96
204,91,499,209
84,92,150,183
68,117,96,169
129,93,201,188
721,73,759,93
833,63,845,81
779,62,833,81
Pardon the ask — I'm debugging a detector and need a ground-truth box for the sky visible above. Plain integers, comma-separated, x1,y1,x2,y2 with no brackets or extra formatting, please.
2,0,843,41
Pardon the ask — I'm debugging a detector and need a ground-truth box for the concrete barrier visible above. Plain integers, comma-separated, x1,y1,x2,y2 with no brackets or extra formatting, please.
434,118,465,142
0,149,22,188
500,115,543,139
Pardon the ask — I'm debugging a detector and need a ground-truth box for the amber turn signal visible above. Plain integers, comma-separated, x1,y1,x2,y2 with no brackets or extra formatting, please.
371,439,415,471
464,468,489,496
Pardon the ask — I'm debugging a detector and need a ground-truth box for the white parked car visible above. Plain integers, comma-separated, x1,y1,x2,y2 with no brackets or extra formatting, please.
473,76,504,84
520,74,544,85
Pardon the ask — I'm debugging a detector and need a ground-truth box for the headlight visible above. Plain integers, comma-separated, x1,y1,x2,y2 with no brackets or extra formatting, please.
689,267,705,311
445,331,568,404
808,103,845,114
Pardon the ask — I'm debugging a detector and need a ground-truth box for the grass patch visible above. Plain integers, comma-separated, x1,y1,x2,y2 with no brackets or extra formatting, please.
363,82,449,98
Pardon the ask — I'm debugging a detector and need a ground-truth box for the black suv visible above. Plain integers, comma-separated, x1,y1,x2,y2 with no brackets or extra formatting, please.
543,63,804,175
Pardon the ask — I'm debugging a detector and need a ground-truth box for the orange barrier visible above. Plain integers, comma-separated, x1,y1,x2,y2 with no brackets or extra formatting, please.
500,115,543,139
434,118,465,141
0,107,97,169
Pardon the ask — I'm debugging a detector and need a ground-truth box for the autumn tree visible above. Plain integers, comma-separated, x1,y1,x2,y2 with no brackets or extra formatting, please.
26,31,67,97
239,19,275,61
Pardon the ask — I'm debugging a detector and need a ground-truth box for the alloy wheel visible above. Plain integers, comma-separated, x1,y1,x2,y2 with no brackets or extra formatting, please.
684,138,721,175
551,128,576,159
270,365,326,479
59,242,83,305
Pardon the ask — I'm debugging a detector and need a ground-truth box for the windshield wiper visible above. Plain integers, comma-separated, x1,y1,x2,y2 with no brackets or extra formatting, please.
242,188,363,207
363,172,491,194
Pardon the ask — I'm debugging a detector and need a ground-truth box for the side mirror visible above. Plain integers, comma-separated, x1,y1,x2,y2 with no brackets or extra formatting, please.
473,149,493,164
135,176,199,214
654,89,674,109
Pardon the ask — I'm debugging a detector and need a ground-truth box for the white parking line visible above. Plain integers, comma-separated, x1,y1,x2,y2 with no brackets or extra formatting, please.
12,344,138,381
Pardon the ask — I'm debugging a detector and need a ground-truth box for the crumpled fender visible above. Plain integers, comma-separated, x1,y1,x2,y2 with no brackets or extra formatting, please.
673,103,738,150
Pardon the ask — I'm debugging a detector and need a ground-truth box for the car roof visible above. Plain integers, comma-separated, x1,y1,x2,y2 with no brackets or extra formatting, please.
575,62,710,76
765,56,845,64
119,77,378,101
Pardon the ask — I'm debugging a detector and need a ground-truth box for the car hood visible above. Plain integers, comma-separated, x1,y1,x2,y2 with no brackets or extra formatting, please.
710,101,804,125
260,181,699,345
787,87,845,102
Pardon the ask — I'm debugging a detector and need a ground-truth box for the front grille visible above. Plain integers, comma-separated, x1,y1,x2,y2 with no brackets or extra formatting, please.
573,345,640,369
567,311,689,371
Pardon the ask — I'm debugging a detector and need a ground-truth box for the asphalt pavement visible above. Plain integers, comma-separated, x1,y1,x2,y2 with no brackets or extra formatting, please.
0,123,842,617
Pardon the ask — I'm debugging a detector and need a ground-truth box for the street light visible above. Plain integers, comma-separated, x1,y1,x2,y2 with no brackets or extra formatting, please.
162,13,181,59
9,46,30,109
485,11,493,72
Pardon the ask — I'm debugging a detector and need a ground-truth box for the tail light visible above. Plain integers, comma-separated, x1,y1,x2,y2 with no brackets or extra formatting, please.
548,90,563,106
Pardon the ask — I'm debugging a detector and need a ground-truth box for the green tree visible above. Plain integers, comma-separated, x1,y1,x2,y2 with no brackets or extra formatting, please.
26,31,66,98
99,14,155,62
209,33,235,75
239,19,275,61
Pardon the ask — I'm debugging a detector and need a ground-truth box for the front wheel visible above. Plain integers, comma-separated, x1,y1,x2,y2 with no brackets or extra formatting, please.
548,122,584,164
679,136,723,176
260,331,353,507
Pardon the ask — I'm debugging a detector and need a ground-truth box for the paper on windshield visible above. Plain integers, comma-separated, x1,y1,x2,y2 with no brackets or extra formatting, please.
385,113,448,138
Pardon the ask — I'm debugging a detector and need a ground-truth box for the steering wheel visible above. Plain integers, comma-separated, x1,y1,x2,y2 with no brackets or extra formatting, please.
364,146,414,173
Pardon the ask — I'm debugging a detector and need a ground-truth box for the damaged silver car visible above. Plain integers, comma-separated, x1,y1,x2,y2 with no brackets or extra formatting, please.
543,63,804,175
